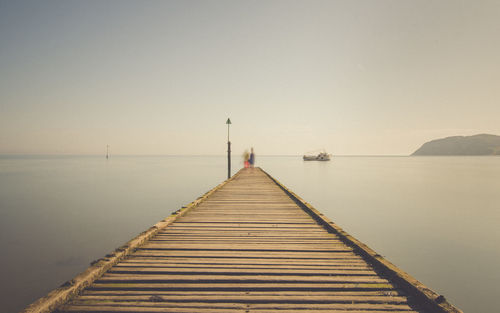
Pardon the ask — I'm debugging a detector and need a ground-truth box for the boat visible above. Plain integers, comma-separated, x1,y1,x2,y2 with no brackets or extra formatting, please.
303,151,331,161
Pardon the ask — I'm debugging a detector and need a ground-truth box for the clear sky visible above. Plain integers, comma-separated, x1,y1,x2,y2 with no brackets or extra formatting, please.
1,0,499,155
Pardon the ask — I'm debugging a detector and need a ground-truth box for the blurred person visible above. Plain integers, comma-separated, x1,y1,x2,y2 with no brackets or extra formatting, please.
249,147,255,168
243,150,250,168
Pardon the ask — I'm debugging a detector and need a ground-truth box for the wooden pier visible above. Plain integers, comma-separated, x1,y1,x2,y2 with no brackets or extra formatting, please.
24,168,461,313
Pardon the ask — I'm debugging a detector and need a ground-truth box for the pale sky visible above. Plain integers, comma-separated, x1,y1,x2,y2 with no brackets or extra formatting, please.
1,0,499,155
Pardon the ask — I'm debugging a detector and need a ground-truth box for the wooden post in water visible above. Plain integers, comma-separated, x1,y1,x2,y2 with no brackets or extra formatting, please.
226,118,232,179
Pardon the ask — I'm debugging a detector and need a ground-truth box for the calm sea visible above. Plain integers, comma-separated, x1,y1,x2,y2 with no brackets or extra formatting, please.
0,155,498,312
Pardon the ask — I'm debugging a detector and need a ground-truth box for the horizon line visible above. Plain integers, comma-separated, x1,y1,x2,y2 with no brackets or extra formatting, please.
1,153,414,157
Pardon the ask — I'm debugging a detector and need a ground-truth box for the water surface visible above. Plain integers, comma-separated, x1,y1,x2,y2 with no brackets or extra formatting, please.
1,155,498,312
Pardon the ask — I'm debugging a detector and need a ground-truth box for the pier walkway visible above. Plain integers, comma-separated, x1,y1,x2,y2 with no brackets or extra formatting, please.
25,168,461,313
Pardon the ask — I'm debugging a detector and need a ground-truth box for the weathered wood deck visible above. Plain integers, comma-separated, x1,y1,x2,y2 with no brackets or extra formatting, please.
24,168,461,313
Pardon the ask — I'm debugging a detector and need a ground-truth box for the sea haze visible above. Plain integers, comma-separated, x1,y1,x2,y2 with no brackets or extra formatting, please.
0,155,499,312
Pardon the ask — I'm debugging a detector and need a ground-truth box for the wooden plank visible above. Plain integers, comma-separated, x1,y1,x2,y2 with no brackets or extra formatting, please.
131,251,356,259
96,274,389,283
122,255,367,262
115,264,371,270
62,301,415,310
88,282,395,291
109,267,376,275
59,306,417,313
149,238,342,241
81,290,404,297
140,243,352,251
119,258,369,266
76,294,409,303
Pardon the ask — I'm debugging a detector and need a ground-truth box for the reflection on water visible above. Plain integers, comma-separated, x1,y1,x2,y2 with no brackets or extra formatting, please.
0,155,498,312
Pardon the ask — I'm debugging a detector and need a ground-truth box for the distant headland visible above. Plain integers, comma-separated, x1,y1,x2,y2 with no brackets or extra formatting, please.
412,134,500,156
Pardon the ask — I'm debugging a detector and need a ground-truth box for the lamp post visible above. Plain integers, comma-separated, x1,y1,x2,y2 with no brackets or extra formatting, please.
226,118,232,179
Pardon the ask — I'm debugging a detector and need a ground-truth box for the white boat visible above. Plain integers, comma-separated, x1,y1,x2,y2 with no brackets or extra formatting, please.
303,151,331,161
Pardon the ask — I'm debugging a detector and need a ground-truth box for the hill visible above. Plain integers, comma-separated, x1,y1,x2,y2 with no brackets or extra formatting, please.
412,134,500,156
